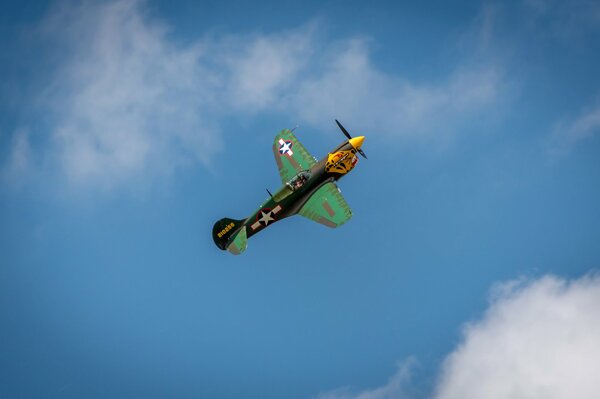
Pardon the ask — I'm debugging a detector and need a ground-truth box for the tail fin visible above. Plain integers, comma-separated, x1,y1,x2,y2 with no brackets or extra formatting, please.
212,217,247,254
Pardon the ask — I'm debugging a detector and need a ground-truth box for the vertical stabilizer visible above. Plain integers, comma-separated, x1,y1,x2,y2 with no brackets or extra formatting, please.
212,218,244,250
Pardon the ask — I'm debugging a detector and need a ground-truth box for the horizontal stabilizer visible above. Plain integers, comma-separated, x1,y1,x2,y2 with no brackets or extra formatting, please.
226,226,247,255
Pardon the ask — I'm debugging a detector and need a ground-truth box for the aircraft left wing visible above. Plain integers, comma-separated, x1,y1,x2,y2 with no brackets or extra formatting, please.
298,182,352,228
272,129,317,184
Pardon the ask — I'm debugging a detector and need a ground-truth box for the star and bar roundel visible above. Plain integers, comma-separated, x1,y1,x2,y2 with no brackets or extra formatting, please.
251,205,283,231
278,139,294,156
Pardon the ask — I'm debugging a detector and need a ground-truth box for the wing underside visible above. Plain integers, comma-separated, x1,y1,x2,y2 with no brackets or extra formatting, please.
272,129,317,184
299,182,352,228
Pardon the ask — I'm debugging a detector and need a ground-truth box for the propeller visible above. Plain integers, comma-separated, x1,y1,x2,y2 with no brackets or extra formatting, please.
335,119,367,159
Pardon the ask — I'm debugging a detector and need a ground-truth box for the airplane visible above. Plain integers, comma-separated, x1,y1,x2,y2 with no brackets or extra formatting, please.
212,120,366,255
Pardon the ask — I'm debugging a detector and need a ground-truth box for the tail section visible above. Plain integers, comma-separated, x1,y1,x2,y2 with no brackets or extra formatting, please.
212,217,247,255
226,225,247,255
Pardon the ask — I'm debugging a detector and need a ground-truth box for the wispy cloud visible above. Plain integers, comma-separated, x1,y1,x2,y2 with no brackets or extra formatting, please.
35,0,319,189
548,101,600,155
5,0,507,191
2,128,31,185
41,0,221,189
288,38,503,137
522,0,600,39
316,274,600,399
315,359,416,399
221,28,315,112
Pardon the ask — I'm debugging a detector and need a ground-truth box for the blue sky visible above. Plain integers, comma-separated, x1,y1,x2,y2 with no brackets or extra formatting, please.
1,1,600,398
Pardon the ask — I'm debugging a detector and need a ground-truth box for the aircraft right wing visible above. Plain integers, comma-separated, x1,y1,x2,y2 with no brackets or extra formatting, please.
298,182,352,228
272,129,317,184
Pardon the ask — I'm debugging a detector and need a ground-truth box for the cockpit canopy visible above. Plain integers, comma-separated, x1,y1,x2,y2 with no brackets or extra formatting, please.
287,170,311,191
271,170,312,202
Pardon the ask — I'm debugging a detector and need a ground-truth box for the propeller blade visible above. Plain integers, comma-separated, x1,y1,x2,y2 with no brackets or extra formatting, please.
336,119,367,159
335,119,352,140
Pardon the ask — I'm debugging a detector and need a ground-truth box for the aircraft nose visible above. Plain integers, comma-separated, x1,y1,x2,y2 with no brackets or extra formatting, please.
349,136,365,150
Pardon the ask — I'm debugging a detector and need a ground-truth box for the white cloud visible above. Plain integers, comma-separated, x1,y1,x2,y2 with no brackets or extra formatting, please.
435,274,600,399
37,0,318,189
42,0,221,189
223,30,314,111
316,274,600,399
18,0,506,190
289,39,502,137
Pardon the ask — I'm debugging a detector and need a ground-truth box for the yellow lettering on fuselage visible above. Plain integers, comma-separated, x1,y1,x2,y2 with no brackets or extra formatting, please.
217,222,235,238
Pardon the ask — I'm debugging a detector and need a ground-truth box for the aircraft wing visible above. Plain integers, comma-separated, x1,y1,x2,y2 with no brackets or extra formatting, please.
299,182,352,228
272,129,317,184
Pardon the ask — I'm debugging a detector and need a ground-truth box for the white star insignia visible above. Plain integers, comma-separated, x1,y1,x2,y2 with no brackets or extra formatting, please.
258,210,275,226
278,139,294,156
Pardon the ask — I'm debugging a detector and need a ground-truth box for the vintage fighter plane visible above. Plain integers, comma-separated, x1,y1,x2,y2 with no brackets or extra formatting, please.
212,120,366,255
